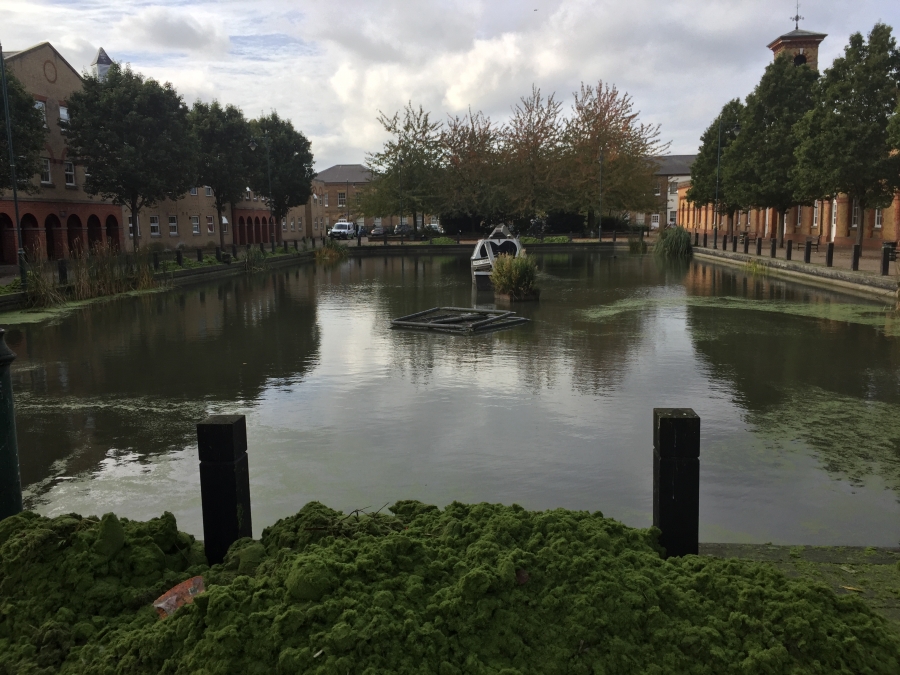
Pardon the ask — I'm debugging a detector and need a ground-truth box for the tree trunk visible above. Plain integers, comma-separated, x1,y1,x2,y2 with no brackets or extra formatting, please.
856,196,865,247
131,197,140,253
587,208,595,235
726,211,734,237
777,210,785,248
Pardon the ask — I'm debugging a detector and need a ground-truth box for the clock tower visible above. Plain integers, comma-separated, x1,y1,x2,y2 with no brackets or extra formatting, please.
766,10,826,70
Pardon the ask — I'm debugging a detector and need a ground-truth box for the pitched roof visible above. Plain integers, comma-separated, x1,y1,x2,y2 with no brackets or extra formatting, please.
91,48,112,67
653,154,696,176
1,42,82,81
767,28,827,49
315,164,371,184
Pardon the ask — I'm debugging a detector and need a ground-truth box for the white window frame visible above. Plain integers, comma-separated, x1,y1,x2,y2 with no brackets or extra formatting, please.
653,182,661,196
150,215,160,236
246,189,251,201
282,218,287,231
168,215,178,236
337,191,346,207
221,217,227,233
34,100,46,126
324,193,329,207
190,187,198,196
290,219,294,231
64,161,75,186
812,201,819,229
58,105,69,123
875,208,883,230
205,186,212,197
668,182,678,195
832,199,838,228
40,158,52,184
191,215,200,235
206,215,215,234
796,206,802,228
650,214,660,225
851,199,860,228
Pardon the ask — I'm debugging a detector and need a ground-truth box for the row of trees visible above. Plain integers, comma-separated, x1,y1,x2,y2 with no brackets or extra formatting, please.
362,82,669,235
1,62,315,251
688,23,900,246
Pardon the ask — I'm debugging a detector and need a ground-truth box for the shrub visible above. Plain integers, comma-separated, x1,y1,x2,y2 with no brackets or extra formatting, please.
244,245,268,272
520,235,570,244
430,237,458,245
315,238,348,263
491,253,538,297
655,225,693,259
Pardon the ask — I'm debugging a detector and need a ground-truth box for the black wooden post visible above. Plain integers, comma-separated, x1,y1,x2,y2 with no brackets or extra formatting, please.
653,408,699,558
215,246,222,262
743,237,749,254
271,239,276,254
357,232,362,247
732,235,737,253
702,232,707,248
713,227,718,249
152,252,160,270
195,248,201,262
755,238,762,256
176,249,184,267
694,231,699,246
770,238,776,258
197,415,252,565
0,330,23,520
852,244,861,271
826,242,834,267
786,240,793,261
232,244,238,259
294,239,298,251
57,259,68,285
283,240,288,253
804,240,812,264
881,245,891,276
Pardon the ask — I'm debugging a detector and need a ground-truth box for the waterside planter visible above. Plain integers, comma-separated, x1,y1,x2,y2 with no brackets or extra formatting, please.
495,288,541,302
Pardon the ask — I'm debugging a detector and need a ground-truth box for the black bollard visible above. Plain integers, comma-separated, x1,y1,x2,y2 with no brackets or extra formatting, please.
826,242,834,267
232,244,238,259
694,231,699,246
357,232,362,247
743,236,749,254
756,237,762,256
176,249,184,267
770,238,776,258
197,248,203,263
804,240,812,264
0,330,23,520
283,240,288,253
702,232,707,248
713,227,718,250
384,232,388,246
882,246,891,276
851,244,860,271
732,234,737,253
197,415,252,566
294,239,298,251
58,259,68,285
271,239,276,254
216,246,222,262
401,233,404,245
152,252,160,270
786,240,793,261
653,408,700,558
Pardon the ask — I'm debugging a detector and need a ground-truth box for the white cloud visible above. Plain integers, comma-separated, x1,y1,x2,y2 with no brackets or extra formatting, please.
3,0,899,169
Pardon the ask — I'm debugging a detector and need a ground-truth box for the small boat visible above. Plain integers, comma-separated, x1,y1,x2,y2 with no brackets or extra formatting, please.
471,225,524,290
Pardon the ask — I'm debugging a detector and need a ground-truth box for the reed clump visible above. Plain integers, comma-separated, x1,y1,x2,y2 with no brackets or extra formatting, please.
24,256,65,308
243,246,269,272
654,225,693,259
315,239,349,263
491,253,538,298
744,259,769,277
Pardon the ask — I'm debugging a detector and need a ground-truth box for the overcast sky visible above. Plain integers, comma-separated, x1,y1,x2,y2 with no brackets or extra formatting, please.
4,0,899,170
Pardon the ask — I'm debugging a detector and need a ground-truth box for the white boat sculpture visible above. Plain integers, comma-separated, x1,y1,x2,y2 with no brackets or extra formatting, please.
470,225,525,290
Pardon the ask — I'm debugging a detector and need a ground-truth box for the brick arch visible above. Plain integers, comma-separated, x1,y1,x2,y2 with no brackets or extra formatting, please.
87,214,103,250
105,215,120,250
44,214,62,260
67,214,84,256
21,213,42,259
0,212,11,264
253,217,261,243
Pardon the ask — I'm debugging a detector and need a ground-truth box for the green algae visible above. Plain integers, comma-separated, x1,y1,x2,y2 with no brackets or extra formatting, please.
2,502,900,674
582,295,900,336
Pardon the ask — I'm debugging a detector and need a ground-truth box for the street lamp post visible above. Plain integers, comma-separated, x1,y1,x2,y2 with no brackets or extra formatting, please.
249,134,275,250
398,155,404,236
597,151,603,241
0,41,27,288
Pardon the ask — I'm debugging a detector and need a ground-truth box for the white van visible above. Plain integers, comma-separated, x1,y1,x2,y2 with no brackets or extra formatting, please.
328,221,356,240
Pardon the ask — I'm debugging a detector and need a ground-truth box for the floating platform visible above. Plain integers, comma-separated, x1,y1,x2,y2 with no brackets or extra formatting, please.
390,307,529,334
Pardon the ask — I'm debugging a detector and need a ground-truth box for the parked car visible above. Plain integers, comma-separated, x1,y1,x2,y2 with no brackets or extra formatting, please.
394,223,412,235
371,225,385,236
329,221,356,240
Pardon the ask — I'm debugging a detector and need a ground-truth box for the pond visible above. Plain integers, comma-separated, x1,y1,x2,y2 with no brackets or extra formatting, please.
4,251,900,546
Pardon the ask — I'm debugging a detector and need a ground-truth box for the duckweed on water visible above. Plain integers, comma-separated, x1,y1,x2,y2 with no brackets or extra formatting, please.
2,502,899,674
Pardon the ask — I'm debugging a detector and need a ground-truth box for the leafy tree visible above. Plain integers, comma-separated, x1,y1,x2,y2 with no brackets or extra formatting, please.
190,101,252,249
248,112,315,239
888,98,900,150
724,54,818,245
686,99,744,234
0,68,47,194
563,81,666,232
793,23,900,245
364,103,442,234
63,63,197,251
501,86,564,223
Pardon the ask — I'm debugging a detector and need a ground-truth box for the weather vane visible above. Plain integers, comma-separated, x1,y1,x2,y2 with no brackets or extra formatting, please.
790,1,804,30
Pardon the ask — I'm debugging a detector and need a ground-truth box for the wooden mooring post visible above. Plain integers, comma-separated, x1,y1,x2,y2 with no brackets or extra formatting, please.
197,415,252,565
653,408,700,558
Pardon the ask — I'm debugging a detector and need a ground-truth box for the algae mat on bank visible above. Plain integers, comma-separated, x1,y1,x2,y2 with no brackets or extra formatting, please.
1,503,899,675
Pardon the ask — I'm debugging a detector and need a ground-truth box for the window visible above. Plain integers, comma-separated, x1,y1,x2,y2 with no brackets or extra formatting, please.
192,216,200,234
58,106,69,123
813,201,819,229
40,158,51,184
875,208,883,230
851,199,860,228
650,214,660,225
298,217,302,228
669,182,678,194
416,214,423,227
654,182,661,196
314,219,318,230
400,216,407,226
128,215,139,238
796,206,802,228
765,209,770,237
64,161,75,186
313,193,318,204
253,192,258,201
34,100,46,126
290,219,294,231
190,187,198,196
324,193,329,207
221,217,227,233
832,199,837,228
207,216,215,234
282,218,287,231
150,216,160,236
205,186,212,197
669,210,677,223
168,215,178,235
246,189,251,201
338,192,346,207
375,217,382,226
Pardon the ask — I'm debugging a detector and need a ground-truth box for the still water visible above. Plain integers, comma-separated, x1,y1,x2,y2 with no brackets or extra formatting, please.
4,252,900,546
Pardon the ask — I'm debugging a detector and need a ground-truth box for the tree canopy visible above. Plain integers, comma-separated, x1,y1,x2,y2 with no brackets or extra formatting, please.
793,23,900,245
248,112,315,232
0,67,47,194
190,101,252,249
63,63,197,250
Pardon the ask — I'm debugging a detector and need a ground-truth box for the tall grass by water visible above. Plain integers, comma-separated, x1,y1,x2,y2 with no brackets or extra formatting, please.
315,239,349,263
491,253,539,298
654,226,692,259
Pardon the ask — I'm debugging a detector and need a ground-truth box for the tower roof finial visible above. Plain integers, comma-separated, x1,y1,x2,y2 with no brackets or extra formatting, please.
790,1,804,30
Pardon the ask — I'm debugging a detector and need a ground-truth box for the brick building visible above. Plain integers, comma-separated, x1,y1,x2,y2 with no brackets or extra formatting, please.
0,43,122,264
679,25,900,248
631,155,695,229
315,164,372,232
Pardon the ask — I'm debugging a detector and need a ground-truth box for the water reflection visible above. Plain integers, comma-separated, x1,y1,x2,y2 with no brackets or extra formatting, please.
4,253,899,546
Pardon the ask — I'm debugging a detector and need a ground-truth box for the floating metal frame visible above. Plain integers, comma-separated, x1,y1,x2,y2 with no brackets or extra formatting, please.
391,307,529,334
